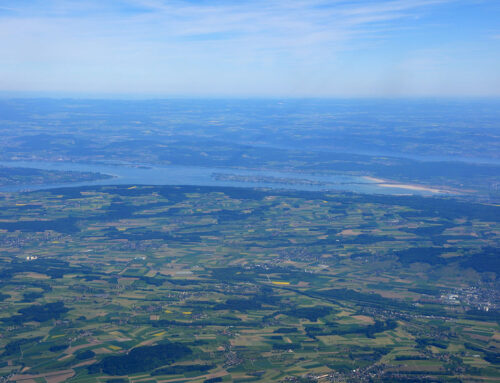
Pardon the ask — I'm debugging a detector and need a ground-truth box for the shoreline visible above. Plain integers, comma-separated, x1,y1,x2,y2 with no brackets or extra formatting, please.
363,176,452,194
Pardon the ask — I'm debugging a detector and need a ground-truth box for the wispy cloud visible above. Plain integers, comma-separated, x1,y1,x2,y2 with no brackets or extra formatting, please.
0,0,498,96
0,0,449,50
120,0,448,43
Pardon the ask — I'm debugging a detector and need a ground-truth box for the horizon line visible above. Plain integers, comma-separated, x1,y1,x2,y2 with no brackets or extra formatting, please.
1,91,500,101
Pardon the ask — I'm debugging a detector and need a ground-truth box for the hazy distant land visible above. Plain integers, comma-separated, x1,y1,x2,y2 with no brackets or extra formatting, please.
0,166,112,188
1,99,498,201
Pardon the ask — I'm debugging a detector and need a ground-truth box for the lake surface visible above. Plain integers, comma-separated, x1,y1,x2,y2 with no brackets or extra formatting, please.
0,160,444,196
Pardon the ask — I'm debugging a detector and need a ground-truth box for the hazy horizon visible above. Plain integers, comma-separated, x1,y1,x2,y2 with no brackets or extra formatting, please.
2,91,500,101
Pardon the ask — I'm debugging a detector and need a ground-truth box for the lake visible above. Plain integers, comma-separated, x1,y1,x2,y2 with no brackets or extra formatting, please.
0,160,446,196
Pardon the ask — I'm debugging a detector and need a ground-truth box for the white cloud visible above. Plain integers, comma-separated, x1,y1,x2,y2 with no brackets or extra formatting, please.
0,0,498,96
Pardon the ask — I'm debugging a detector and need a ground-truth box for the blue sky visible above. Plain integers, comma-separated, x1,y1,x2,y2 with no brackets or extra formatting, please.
0,0,499,97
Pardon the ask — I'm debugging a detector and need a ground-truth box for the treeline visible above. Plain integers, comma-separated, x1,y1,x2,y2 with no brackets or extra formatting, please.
214,298,263,311
305,320,397,339
464,342,500,364
317,288,402,309
284,306,333,321
103,227,203,243
341,234,396,245
0,217,78,233
395,246,499,274
151,363,215,376
88,342,192,375
273,343,301,350
49,344,68,352
407,287,440,296
464,308,500,322
118,273,167,286
395,247,453,266
355,193,500,222
416,338,449,349
273,328,299,334
22,291,44,302
2,337,43,356
395,355,428,361
402,223,454,236
460,247,499,274
1,302,69,325
0,258,90,280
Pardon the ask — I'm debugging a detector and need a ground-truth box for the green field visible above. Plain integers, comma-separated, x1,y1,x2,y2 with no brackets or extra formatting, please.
0,185,499,382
